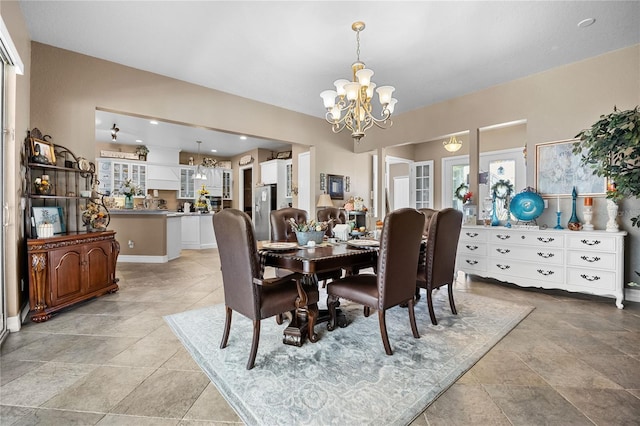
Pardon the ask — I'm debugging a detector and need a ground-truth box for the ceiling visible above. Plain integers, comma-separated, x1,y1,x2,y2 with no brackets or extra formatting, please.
20,1,640,155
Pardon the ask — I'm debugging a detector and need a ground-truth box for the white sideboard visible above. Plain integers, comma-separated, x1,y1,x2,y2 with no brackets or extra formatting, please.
456,225,627,308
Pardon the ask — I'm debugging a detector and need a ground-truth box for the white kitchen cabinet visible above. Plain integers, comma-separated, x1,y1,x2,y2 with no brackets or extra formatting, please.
179,167,196,199
222,169,233,200
260,159,291,208
147,164,180,190
166,215,182,261
97,159,146,196
456,226,627,308
181,214,217,249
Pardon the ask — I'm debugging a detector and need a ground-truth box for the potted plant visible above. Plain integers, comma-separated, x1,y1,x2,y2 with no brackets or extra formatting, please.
573,106,640,227
135,145,149,161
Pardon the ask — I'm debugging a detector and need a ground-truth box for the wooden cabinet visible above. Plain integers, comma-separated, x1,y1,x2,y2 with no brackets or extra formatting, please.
27,232,119,322
456,226,627,308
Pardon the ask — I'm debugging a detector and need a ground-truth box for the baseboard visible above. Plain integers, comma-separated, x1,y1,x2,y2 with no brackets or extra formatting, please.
117,254,169,263
625,287,640,304
7,303,30,332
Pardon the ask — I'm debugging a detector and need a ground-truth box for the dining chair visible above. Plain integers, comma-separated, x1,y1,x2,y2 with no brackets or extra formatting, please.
270,207,308,242
317,207,347,237
416,208,463,325
213,208,319,370
326,208,425,355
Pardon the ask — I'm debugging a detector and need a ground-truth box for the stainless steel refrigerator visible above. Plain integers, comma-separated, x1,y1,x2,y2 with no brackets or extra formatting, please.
254,184,277,241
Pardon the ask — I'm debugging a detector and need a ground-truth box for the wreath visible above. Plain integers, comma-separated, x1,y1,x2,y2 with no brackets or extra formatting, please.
491,179,514,199
454,183,469,201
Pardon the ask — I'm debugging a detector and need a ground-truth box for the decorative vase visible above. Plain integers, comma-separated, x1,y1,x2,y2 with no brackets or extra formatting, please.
606,199,619,232
295,230,324,246
490,193,500,226
124,194,134,209
567,187,582,231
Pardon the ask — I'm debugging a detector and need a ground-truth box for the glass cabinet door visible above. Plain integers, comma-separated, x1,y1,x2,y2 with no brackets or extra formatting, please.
410,160,434,209
179,168,195,199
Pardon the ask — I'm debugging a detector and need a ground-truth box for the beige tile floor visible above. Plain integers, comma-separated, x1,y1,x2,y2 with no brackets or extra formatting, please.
1,249,639,425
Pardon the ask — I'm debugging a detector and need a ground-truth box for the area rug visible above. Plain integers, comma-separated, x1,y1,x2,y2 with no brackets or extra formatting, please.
165,290,533,426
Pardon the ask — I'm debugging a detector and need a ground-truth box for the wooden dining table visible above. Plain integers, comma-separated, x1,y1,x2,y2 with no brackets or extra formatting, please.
259,241,378,345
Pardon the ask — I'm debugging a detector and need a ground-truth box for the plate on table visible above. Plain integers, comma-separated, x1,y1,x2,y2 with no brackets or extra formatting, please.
347,239,380,248
262,242,298,251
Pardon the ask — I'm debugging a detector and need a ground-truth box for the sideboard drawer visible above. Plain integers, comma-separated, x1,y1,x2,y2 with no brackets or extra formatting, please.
567,251,616,270
488,231,563,248
458,242,487,256
567,268,616,291
566,235,617,252
457,254,487,273
488,244,564,265
459,228,488,242
487,259,563,283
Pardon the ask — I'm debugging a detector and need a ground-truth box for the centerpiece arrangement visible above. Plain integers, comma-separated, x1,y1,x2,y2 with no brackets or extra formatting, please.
194,184,211,212
289,218,330,245
82,202,108,231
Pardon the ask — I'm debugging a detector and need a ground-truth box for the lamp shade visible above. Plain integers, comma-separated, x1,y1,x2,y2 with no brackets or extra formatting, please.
443,136,462,152
317,193,334,208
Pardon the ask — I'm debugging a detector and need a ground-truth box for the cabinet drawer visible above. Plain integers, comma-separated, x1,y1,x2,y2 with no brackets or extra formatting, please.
458,242,487,256
459,228,487,242
457,255,487,273
488,231,563,248
566,235,617,252
487,259,563,283
488,244,563,265
566,268,616,291
567,251,616,270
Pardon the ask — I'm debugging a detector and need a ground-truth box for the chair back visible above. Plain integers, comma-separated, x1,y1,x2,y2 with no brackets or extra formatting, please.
317,207,347,236
213,209,261,319
424,208,463,290
270,207,308,242
418,208,438,238
377,208,425,309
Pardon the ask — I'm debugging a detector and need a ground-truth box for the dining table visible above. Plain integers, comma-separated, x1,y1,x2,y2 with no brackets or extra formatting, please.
259,240,379,346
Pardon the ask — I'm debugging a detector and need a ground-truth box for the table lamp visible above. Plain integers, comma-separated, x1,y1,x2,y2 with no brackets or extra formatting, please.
317,193,334,208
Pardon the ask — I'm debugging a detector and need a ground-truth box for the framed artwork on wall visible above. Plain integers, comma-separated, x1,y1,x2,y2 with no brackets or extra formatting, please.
535,139,606,196
327,174,344,200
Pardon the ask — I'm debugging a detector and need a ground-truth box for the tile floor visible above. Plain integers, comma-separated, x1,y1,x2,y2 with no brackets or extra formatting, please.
1,249,639,425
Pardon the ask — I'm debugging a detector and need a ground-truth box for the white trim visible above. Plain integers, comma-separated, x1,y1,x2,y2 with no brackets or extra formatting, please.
0,17,24,75
7,303,30,332
238,164,253,214
625,288,640,304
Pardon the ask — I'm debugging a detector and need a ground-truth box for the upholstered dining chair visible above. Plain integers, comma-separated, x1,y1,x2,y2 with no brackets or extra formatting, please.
317,207,347,237
416,208,463,325
270,207,308,242
326,208,425,355
213,208,319,370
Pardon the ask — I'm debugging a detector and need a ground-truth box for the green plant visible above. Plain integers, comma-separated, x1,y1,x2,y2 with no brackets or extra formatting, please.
135,145,149,156
573,106,640,227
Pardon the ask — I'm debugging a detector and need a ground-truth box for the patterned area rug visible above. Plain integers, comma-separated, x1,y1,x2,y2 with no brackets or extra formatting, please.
165,290,532,425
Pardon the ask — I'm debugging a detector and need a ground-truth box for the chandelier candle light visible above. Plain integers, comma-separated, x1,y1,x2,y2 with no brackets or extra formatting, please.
320,21,397,143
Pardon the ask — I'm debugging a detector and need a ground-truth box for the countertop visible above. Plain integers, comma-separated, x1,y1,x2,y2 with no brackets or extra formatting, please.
109,210,215,217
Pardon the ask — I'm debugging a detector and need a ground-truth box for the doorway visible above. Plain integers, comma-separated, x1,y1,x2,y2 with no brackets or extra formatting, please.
240,166,253,217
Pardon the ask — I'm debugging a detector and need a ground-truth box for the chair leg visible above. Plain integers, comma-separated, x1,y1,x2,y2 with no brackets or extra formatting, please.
247,319,260,370
275,313,284,325
426,289,438,326
415,286,421,301
448,283,458,315
408,298,420,338
307,302,319,343
327,294,339,331
378,309,393,355
220,306,232,349
364,306,371,317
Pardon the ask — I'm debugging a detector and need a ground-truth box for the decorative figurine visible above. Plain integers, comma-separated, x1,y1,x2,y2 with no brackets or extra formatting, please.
582,197,594,231
567,187,582,231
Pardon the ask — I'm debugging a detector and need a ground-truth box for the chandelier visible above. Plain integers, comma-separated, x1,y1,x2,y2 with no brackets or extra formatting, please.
320,21,397,143
443,136,462,152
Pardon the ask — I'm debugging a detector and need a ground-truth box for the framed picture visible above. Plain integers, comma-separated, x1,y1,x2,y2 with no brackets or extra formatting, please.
32,206,66,234
30,138,56,165
535,139,607,196
327,174,344,200
276,151,292,159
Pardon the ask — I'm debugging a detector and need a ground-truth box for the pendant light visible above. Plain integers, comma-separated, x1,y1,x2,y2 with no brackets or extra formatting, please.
193,141,207,180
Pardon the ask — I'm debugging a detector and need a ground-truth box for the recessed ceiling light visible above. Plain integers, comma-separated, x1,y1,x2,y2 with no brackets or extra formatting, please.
149,120,159,125
577,18,596,28
136,139,142,143
211,149,217,153
240,135,247,140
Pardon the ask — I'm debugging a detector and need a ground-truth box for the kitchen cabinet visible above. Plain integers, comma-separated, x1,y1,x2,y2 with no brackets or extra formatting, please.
179,167,196,199
97,159,146,196
456,226,627,308
147,164,180,190
181,214,217,249
260,159,291,208
222,169,233,200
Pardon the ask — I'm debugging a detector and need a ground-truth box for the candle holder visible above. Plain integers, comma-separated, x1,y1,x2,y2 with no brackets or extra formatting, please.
583,205,594,230
554,211,564,229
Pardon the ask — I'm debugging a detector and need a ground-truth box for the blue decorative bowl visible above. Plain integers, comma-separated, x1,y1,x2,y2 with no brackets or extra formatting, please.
295,231,324,246
510,188,545,222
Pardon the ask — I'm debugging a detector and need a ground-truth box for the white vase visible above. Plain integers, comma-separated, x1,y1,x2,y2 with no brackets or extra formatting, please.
582,206,594,231
606,199,619,232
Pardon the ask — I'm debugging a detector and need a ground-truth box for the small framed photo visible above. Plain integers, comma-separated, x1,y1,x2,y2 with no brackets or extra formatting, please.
276,151,292,160
535,139,607,196
30,138,56,165
328,174,344,200
32,206,65,234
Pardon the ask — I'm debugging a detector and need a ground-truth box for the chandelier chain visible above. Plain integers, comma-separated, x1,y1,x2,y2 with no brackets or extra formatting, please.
355,29,361,63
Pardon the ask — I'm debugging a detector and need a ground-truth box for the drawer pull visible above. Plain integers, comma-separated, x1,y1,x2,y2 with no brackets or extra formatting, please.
580,255,601,263
537,237,555,243
581,239,601,246
466,245,478,251
496,248,511,254
465,260,478,265
580,274,601,282
537,252,555,259
496,234,510,240
496,264,510,270
537,269,554,276
465,232,479,238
